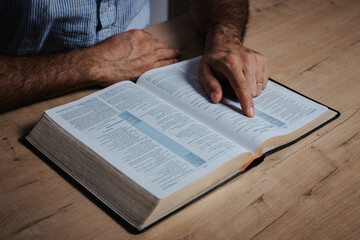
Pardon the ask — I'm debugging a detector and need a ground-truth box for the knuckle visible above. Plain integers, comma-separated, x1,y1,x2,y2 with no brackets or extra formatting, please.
233,78,249,91
140,40,152,50
223,54,238,66
154,48,162,57
161,40,169,48
243,52,254,63
159,49,170,58
242,64,252,75
255,54,263,63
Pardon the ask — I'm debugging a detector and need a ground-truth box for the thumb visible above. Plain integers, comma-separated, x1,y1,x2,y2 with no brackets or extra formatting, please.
198,63,223,103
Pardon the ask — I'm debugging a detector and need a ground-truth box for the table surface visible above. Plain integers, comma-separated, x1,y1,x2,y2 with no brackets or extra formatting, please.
1,0,360,239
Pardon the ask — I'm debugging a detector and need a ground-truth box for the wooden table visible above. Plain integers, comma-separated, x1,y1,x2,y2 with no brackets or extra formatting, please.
1,0,360,239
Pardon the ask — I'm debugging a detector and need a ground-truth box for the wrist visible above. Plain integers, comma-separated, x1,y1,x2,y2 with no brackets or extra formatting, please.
204,25,244,53
76,47,105,87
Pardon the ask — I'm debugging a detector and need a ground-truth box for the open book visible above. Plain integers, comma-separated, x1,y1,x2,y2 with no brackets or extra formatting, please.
25,56,339,231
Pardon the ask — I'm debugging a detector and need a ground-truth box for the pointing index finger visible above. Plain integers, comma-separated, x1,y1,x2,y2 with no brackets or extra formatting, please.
224,67,255,117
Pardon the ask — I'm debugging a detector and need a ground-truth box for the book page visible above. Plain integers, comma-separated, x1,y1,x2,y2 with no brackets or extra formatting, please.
137,56,328,153
45,81,248,198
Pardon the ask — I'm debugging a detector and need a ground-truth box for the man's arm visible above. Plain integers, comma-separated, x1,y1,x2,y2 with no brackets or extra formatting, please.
190,0,268,117
0,29,179,113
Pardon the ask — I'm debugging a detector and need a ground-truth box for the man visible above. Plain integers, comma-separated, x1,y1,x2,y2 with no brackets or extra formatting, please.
0,0,267,117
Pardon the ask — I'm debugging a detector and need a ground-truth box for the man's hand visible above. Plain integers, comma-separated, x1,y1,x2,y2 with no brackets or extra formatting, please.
198,35,268,117
190,0,267,117
88,29,179,86
0,29,179,112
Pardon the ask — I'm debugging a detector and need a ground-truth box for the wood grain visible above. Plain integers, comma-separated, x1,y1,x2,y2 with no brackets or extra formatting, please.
1,0,360,239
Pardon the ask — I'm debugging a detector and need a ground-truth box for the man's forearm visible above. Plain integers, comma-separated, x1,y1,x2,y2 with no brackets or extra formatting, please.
190,0,249,48
0,50,94,112
0,29,179,113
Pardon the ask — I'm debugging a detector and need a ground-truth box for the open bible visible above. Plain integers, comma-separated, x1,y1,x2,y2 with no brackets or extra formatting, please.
25,56,339,230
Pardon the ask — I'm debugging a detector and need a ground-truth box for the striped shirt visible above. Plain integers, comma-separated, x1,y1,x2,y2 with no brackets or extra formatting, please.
0,0,150,56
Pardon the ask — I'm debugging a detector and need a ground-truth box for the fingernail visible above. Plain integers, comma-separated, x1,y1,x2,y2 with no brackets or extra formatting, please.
249,107,255,117
210,91,218,103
